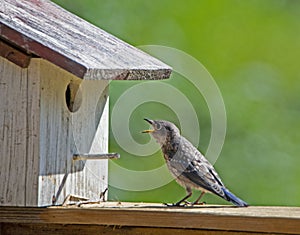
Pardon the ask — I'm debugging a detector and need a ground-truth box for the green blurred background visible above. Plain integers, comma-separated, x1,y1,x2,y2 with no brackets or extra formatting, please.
53,0,300,206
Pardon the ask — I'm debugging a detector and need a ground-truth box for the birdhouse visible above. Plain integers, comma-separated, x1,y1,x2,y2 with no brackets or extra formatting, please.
0,0,171,207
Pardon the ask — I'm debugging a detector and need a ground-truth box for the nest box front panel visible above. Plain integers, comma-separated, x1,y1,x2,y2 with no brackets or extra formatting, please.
38,60,109,206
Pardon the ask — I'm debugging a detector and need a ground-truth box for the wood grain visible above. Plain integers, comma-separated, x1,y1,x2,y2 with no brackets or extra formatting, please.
0,204,299,234
38,59,109,206
0,223,274,235
0,39,31,68
24,59,40,206
0,57,39,206
0,57,110,206
0,0,171,80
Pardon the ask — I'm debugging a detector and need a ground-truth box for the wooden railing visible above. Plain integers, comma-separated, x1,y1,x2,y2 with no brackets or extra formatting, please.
0,202,299,234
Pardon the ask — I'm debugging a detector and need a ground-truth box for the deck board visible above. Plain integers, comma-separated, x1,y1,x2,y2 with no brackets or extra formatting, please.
0,202,299,234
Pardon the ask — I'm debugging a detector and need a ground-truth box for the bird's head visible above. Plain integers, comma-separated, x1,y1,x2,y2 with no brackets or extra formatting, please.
142,118,180,145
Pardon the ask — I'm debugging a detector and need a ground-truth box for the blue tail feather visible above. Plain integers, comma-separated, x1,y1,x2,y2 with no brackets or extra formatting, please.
222,188,248,207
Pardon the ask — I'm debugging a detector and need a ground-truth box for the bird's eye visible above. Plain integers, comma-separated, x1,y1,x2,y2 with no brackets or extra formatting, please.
156,123,162,130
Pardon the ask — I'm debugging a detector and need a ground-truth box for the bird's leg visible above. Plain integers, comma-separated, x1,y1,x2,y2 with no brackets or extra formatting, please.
164,187,192,207
192,191,206,205
99,187,108,202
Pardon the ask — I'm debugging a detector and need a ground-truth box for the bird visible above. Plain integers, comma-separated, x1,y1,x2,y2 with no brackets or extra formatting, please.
142,118,248,207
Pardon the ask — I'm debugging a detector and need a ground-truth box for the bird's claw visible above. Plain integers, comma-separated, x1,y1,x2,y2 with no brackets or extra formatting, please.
163,202,185,207
163,200,191,207
163,200,206,207
192,201,206,206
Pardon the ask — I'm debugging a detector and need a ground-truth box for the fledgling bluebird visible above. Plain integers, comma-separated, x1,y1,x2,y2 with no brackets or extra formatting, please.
142,118,248,207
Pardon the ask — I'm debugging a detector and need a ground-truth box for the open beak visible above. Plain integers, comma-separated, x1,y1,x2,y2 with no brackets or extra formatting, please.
144,118,153,124
142,118,155,133
142,129,154,133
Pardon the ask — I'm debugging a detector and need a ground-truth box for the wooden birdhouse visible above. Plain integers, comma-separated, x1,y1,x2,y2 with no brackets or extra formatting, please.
0,0,171,207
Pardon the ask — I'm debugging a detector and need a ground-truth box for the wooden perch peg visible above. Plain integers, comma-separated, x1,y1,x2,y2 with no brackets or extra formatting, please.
73,153,120,161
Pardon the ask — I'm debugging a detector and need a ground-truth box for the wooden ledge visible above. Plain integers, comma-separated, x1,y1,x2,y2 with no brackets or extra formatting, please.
0,202,300,234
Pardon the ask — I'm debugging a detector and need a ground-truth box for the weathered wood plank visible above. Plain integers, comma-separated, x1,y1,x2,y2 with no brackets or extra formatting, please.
38,59,73,206
25,59,40,206
38,59,109,206
0,0,171,80
68,78,110,203
0,57,25,205
0,57,39,206
0,204,299,234
0,223,273,235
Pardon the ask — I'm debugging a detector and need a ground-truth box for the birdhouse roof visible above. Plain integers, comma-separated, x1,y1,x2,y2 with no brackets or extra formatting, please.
0,0,171,80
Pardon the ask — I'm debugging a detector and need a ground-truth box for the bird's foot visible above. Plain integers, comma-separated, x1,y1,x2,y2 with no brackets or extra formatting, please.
163,200,191,207
191,201,206,206
163,202,184,207
181,200,205,207
164,200,206,207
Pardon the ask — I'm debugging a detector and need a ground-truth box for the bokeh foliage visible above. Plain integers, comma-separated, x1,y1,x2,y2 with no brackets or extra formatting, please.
53,0,300,206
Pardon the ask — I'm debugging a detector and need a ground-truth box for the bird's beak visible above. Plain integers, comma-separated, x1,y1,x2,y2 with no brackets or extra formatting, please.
144,118,153,124
142,118,155,133
142,129,154,133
